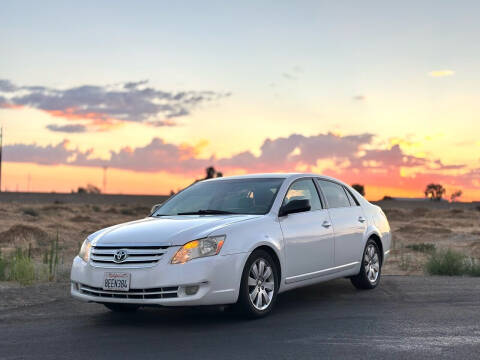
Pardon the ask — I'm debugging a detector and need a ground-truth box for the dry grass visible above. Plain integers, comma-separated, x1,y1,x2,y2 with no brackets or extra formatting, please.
0,199,479,282
382,204,480,275
0,202,149,265
425,249,480,276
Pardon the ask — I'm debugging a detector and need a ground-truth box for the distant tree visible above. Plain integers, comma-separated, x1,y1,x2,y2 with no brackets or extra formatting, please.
77,184,101,194
382,195,394,200
204,166,223,179
190,166,224,187
450,190,462,202
424,183,446,201
351,184,365,196
86,184,101,194
169,190,175,196
205,166,216,179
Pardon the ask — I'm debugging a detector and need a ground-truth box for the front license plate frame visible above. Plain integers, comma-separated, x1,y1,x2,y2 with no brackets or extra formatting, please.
103,272,131,292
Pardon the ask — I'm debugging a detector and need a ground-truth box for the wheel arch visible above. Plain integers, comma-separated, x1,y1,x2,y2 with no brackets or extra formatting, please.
248,244,283,286
368,233,384,265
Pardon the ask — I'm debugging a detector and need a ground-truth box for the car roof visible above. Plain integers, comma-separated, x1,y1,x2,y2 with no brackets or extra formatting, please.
202,172,344,184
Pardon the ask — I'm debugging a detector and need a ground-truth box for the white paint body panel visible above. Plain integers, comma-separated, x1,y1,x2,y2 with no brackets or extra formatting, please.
71,173,391,306
280,209,334,278
328,206,366,266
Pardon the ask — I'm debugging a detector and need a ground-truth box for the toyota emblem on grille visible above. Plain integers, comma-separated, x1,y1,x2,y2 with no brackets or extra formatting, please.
113,249,128,263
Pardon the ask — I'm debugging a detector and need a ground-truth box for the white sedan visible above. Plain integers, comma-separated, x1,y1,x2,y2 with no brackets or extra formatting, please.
71,173,391,318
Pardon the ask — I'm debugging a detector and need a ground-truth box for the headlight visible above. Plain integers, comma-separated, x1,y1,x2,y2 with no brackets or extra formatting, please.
171,235,225,264
78,238,92,262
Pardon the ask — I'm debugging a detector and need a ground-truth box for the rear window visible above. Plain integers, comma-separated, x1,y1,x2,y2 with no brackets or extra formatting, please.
317,179,351,208
344,187,360,206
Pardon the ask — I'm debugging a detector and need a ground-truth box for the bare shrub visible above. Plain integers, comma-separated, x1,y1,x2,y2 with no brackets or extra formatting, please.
22,208,39,217
425,249,480,277
406,243,436,253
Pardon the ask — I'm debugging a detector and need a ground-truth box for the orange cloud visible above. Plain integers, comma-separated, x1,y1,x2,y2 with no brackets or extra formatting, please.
0,103,24,109
3,133,480,201
45,107,123,132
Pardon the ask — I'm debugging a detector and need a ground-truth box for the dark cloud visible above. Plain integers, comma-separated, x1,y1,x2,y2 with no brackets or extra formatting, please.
3,132,476,196
219,133,374,171
3,140,78,165
0,132,375,173
0,79,17,92
433,159,465,170
353,145,427,168
46,124,87,133
0,79,230,129
3,132,472,193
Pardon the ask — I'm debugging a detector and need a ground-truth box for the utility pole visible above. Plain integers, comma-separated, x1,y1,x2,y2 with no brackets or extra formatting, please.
103,166,108,194
0,127,3,193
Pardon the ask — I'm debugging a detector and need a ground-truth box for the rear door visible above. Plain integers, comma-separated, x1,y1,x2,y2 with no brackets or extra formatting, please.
279,178,334,281
316,179,366,266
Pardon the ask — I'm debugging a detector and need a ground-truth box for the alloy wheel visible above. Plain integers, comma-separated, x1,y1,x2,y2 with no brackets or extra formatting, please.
248,258,275,311
364,244,380,284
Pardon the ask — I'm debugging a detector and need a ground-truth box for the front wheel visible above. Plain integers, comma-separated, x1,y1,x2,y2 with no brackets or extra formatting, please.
235,250,279,318
350,239,381,290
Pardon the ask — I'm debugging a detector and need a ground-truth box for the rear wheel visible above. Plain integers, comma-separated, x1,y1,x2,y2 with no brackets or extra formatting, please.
235,250,279,318
350,239,381,290
104,303,140,312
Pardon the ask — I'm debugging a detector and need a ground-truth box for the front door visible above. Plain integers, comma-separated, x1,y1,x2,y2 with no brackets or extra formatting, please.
279,179,335,282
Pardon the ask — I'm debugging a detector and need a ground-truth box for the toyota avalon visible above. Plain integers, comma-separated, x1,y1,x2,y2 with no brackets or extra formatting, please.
71,173,391,318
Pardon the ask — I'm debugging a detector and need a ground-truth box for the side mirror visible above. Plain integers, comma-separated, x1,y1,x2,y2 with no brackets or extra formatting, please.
279,199,311,217
150,203,162,216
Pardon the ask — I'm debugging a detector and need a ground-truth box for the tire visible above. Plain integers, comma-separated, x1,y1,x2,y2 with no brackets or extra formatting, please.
235,249,279,318
350,239,382,290
104,303,140,312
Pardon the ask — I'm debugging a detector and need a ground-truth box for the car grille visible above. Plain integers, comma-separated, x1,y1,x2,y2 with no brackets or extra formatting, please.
90,245,169,268
78,283,179,299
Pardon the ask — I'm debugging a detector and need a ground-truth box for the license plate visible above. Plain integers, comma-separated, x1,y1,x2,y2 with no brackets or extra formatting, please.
103,272,130,292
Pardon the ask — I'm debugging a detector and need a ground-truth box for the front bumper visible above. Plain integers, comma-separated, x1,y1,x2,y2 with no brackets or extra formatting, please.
70,248,248,306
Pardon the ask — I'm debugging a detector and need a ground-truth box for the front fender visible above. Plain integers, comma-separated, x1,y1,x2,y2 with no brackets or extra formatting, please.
209,215,286,294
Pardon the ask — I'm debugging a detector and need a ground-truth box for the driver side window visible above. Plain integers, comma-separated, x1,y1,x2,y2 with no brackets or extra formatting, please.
283,179,322,211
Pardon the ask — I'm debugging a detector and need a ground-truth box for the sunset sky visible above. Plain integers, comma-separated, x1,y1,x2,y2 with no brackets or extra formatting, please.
1,1,479,200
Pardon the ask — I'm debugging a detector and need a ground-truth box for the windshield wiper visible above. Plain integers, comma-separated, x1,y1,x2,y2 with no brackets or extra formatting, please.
177,209,237,215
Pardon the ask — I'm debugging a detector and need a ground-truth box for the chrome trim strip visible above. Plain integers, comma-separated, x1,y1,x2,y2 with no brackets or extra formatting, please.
79,286,178,296
90,255,162,262
89,245,170,268
92,242,171,247
384,250,391,255
285,261,359,284
89,262,161,269
92,248,167,255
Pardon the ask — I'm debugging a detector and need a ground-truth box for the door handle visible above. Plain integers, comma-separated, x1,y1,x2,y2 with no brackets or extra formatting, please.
358,216,366,223
322,220,331,228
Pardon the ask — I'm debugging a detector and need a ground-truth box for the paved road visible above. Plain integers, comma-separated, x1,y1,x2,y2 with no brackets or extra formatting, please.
1,276,479,359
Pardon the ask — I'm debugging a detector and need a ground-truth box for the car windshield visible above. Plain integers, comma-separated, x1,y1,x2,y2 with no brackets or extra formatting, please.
153,178,285,216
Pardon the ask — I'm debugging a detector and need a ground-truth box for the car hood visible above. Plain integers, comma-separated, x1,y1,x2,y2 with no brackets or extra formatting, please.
89,214,260,246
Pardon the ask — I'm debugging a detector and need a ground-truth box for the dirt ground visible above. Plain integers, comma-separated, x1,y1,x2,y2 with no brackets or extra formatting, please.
0,194,479,280
380,201,480,275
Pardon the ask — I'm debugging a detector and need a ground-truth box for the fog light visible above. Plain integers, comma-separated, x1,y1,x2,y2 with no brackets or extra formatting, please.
184,285,199,295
